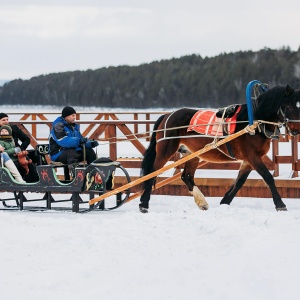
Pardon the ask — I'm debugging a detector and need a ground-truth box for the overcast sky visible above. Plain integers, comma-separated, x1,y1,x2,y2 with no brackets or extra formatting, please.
1,0,300,80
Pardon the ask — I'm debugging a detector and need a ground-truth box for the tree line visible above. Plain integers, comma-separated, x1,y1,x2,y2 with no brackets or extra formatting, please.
0,47,299,108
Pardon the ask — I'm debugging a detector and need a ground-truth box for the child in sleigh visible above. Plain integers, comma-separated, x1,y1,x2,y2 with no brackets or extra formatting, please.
0,125,26,183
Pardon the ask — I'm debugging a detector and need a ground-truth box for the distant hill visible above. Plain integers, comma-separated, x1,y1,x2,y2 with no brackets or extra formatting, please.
0,47,299,108
0,80,10,87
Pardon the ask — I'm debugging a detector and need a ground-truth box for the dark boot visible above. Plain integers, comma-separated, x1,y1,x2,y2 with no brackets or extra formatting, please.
68,163,78,179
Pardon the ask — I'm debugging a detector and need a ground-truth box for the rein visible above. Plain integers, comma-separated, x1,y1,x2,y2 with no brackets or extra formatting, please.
95,119,285,147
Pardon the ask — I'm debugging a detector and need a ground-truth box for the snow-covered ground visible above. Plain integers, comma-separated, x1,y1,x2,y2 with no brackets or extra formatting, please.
1,106,300,299
1,196,300,300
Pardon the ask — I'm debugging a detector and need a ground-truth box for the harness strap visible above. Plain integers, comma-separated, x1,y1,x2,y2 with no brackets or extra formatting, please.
258,123,280,139
225,141,236,160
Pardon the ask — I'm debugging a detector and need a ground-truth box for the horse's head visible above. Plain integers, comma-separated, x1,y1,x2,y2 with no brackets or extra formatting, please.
277,85,300,136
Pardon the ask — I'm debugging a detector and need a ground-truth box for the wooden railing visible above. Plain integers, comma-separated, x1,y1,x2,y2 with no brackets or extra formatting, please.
6,111,300,178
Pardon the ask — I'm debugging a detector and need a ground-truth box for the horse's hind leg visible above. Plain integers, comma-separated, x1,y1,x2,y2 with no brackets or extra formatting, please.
220,162,252,206
139,141,179,213
139,177,156,213
181,157,209,210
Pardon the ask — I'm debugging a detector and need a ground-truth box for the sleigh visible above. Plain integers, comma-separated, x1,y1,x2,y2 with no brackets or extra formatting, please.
0,145,131,212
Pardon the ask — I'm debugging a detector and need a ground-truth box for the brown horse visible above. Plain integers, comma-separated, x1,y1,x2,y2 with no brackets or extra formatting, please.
139,85,300,213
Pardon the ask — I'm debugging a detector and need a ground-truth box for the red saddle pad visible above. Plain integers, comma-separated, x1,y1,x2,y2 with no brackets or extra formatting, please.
187,107,241,136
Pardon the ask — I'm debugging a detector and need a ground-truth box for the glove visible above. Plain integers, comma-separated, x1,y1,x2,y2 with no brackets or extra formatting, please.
14,147,21,154
90,141,99,148
80,137,88,144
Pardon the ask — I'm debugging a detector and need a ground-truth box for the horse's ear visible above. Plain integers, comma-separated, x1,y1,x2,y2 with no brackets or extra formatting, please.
286,85,294,95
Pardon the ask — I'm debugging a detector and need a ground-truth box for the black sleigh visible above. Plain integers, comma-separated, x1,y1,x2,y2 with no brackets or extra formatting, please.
0,144,131,212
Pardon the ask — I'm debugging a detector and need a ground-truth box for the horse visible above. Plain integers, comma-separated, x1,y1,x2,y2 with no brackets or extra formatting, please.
139,85,300,213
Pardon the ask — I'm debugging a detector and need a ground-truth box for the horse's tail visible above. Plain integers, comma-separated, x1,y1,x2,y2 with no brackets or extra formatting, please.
141,114,166,177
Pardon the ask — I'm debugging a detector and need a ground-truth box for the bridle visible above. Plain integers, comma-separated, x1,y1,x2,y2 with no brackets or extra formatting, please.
277,102,300,136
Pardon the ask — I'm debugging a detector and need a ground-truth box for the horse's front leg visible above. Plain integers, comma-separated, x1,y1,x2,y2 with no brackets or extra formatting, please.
181,157,208,210
220,161,252,206
251,159,287,211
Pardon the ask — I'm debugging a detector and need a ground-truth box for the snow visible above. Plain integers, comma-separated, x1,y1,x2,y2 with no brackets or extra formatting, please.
1,196,300,300
1,107,300,299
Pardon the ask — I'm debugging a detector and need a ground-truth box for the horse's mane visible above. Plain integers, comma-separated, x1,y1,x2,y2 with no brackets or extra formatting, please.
254,86,288,120
237,86,288,122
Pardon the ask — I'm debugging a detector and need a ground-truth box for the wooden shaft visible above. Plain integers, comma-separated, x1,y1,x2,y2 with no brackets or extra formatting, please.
125,160,209,203
89,123,257,205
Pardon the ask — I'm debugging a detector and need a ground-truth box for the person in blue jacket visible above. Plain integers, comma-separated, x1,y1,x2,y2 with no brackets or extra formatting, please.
49,106,99,175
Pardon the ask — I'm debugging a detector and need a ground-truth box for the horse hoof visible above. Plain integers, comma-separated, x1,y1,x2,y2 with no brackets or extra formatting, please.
199,205,209,211
276,207,288,212
139,206,148,213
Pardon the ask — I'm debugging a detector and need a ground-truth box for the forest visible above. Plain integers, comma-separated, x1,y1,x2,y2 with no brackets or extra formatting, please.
0,47,299,108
